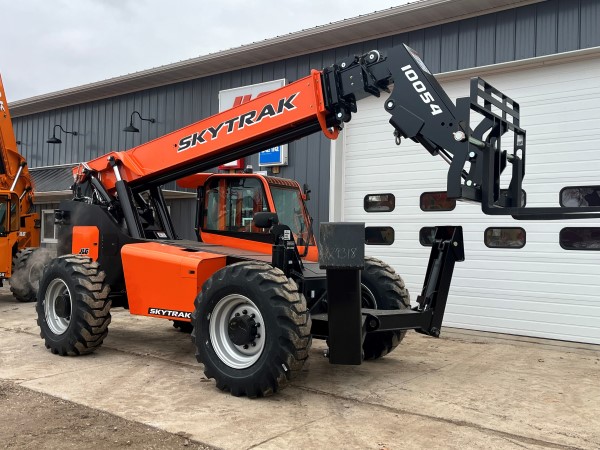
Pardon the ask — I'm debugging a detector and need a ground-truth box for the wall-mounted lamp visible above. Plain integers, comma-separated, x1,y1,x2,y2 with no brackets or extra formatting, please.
47,125,77,144
123,110,155,133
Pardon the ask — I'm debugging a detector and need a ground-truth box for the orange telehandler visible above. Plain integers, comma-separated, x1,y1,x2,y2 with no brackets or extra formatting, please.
35,44,600,397
0,75,49,302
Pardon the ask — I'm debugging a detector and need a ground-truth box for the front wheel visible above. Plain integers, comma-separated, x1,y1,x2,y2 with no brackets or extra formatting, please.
36,255,111,356
192,261,311,397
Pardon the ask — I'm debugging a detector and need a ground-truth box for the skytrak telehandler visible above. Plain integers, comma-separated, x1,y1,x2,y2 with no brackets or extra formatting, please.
35,44,600,397
0,75,49,302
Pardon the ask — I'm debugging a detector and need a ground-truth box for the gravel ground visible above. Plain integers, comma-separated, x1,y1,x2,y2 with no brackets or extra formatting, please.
0,381,213,450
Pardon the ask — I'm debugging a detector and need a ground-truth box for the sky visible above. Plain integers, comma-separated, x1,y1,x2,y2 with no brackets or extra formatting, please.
0,0,412,102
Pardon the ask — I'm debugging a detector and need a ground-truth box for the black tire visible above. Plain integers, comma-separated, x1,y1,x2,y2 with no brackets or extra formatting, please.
361,256,410,360
172,320,193,333
192,261,311,397
36,255,111,356
10,248,53,302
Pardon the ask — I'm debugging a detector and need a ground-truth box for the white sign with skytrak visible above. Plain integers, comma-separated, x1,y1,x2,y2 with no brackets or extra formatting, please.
219,79,288,167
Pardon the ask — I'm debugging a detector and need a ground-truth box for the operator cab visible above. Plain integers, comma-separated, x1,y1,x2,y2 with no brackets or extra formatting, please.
0,193,20,235
178,173,317,260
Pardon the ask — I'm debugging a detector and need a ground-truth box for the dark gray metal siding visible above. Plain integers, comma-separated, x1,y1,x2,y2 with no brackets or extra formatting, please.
13,0,600,237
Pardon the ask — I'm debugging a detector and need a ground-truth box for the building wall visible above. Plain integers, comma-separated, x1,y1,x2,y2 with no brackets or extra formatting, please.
12,0,600,237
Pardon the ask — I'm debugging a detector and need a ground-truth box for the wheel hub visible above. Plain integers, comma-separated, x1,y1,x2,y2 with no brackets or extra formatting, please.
228,314,258,346
54,293,71,319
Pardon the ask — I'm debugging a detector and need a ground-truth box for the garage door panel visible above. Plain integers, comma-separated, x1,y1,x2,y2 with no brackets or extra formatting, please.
343,56,600,343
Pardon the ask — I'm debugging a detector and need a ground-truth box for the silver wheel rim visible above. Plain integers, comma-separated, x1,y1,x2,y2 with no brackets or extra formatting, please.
45,278,72,335
209,294,265,369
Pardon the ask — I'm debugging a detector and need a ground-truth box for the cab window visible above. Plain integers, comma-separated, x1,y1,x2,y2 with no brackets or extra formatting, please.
0,195,18,234
270,186,313,246
0,199,8,234
203,177,269,233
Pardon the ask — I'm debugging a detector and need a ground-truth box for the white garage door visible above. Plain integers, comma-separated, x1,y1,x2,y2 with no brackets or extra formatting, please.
342,53,600,344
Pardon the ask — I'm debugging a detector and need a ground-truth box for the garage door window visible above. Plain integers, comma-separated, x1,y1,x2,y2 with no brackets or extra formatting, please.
484,227,526,249
365,226,394,245
420,192,456,211
559,186,600,207
42,210,57,243
560,227,600,250
364,193,395,212
419,227,437,246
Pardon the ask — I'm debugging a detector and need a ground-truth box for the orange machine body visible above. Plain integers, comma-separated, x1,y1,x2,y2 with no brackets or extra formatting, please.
121,242,226,321
0,74,40,280
73,71,336,193
72,226,100,260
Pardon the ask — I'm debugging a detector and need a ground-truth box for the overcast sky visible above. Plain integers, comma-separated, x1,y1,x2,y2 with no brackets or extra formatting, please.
0,0,411,102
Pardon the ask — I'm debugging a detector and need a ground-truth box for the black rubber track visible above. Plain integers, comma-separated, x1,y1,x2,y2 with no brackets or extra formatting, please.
36,255,111,356
10,248,51,303
361,256,410,360
192,261,311,398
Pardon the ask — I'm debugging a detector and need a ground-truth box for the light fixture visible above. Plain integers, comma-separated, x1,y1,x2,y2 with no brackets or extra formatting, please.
47,125,77,144
123,110,155,133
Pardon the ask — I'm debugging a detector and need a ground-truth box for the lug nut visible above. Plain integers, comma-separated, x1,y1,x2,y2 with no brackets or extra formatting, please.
235,313,240,317
250,313,255,319
243,344,249,349
251,342,256,347
256,334,261,339
242,309,247,315
469,151,476,158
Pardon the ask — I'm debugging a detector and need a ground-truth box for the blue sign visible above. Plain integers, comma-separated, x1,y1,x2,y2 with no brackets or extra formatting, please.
259,145,287,166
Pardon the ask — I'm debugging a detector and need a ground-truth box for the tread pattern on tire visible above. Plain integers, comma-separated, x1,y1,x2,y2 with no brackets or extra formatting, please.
10,248,45,302
192,261,311,398
36,255,111,356
362,256,410,360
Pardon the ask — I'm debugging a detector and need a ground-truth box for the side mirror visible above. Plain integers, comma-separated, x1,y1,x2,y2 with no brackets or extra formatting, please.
253,212,279,229
303,183,311,201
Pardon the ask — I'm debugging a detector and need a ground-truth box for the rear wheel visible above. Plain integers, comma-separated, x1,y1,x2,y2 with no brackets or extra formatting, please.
36,255,111,356
192,261,311,397
10,248,52,302
361,256,410,360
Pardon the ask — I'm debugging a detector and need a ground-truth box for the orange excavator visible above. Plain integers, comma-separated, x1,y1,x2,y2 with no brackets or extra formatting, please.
35,44,600,397
0,75,48,302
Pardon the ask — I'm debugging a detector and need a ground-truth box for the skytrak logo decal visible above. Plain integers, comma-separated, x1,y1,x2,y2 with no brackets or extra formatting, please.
148,308,192,319
177,93,299,152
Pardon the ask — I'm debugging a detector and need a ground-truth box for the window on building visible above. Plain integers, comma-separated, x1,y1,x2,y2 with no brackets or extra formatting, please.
364,193,395,212
559,186,600,207
484,227,526,249
365,226,394,245
41,210,58,243
420,192,456,211
559,227,600,250
419,227,437,246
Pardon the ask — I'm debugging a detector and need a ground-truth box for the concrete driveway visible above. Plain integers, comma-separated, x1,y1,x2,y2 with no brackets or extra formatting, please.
1,286,599,449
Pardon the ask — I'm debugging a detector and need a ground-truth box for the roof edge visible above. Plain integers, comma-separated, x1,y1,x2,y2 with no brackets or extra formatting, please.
10,0,544,117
